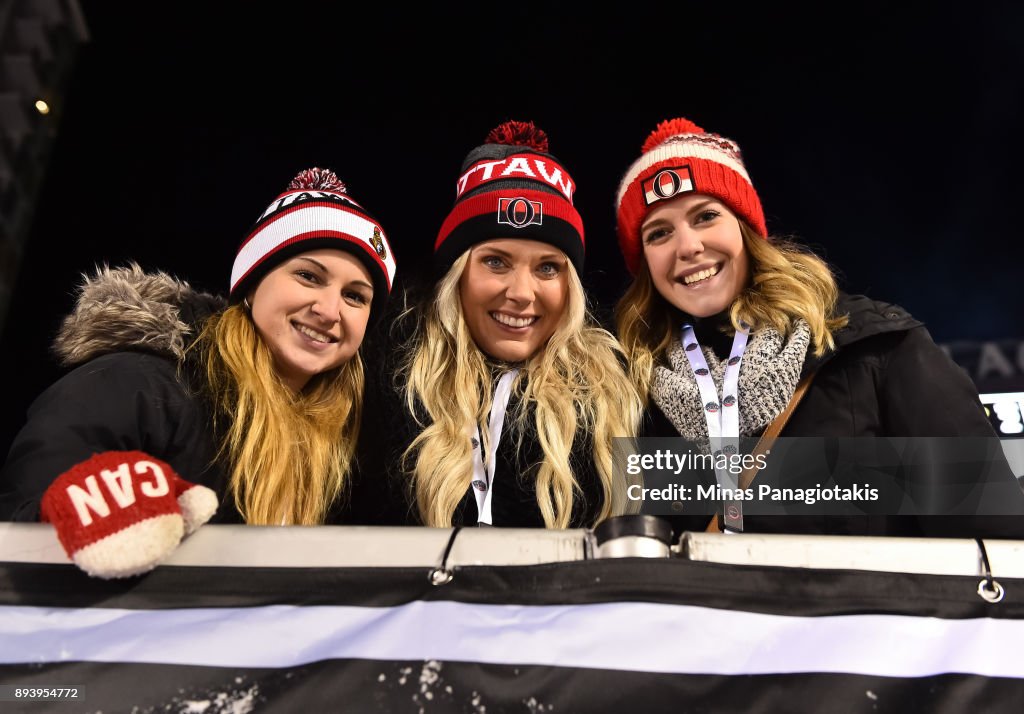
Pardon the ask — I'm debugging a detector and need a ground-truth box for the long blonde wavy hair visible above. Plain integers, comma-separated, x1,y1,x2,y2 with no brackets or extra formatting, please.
189,304,363,525
615,221,849,400
399,251,642,529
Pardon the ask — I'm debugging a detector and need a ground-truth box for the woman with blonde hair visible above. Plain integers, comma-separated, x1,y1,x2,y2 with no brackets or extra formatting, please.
369,121,641,529
0,168,397,576
612,117,1020,537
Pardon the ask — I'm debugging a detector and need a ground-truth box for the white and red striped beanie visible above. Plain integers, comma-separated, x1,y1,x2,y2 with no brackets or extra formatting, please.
615,118,767,275
434,121,585,275
229,168,397,324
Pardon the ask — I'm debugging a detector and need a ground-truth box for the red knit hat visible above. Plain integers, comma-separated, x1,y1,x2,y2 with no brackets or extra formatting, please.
615,118,767,275
434,120,585,276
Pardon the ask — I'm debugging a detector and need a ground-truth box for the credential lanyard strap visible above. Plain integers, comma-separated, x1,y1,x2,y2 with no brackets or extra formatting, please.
680,323,749,532
471,369,519,526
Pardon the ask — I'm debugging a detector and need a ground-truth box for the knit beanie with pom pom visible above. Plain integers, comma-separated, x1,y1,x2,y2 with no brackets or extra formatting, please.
434,120,585,275
229,167,396,323
615,117,766,275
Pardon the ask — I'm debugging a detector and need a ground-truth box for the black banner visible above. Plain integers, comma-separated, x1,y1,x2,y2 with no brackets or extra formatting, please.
2,557,1023,713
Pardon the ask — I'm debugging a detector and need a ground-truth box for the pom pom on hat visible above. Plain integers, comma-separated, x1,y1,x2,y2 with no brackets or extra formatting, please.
641,117,706,153
485,120,550,153
288,167,348,193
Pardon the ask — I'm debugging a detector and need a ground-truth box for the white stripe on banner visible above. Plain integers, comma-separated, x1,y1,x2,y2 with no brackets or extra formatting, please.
2,601,1022,678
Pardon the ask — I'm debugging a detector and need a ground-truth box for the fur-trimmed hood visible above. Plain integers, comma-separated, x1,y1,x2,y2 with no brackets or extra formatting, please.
53,263,227,367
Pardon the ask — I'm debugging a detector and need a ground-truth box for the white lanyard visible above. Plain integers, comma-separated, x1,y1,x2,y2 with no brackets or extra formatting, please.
680,323,749,532
470,370,519,526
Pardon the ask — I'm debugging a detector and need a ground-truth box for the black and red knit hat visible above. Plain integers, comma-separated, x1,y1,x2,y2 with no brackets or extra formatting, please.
615,117,767,275
434,120,585,275
229,168,396,324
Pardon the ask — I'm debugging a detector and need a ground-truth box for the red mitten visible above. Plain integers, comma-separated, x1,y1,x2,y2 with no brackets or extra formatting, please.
39,450,218,578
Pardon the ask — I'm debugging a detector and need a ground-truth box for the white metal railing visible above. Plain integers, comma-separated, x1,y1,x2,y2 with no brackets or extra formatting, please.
3,522,1024,579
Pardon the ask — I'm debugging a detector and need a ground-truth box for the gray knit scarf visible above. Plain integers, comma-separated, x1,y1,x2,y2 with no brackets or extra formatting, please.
652,319,811,448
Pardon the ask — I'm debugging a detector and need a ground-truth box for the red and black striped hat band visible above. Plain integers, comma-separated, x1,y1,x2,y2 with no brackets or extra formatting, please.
434,188,584,274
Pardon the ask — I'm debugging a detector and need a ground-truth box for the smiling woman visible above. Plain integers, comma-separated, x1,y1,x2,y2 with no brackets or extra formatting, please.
365,121,642,530
612,117,1022,539
248,251,374,393
0,168,397,578
457,239,569,363
639,194,750,320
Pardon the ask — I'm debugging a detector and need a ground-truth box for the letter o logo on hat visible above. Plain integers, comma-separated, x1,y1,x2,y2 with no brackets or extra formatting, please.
498,197,543,228
653,169,682,199
641,165,694,206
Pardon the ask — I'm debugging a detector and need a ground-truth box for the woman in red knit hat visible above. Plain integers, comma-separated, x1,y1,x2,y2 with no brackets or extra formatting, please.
612,117,1022,537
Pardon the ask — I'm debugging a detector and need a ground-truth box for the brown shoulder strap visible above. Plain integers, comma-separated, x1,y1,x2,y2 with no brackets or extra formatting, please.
706,371,817,533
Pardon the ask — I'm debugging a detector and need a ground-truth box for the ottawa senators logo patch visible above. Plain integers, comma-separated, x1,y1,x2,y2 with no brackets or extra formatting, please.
642,166,694,206
370,226,387,259
497,197,543,228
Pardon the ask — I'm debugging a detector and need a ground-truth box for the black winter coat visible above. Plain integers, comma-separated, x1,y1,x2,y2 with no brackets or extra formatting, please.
351,315,605,529
641,293,1024,538
0,266,357,524
0,351,237,522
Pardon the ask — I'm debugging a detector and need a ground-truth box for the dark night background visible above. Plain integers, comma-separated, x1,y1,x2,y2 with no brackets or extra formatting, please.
1,2,1022,455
